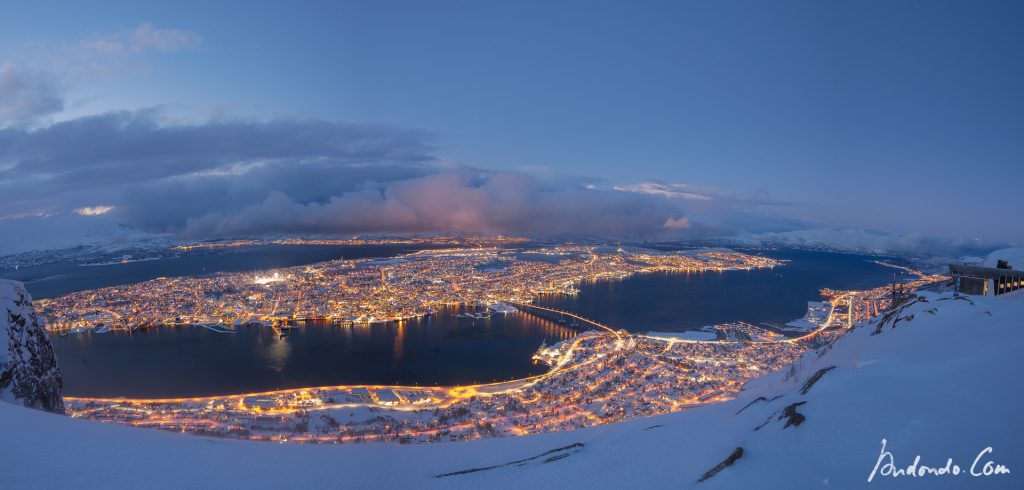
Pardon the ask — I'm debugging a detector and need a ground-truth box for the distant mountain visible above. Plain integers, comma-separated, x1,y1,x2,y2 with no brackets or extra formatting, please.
729,227,1003,258
0,214,172,267
0,280,63,414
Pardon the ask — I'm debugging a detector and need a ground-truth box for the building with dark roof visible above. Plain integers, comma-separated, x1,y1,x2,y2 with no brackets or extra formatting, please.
949,262,1024,296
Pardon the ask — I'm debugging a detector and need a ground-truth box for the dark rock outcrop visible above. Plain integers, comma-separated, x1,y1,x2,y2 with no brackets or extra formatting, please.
0,280,64,414
778,401,807,428
799,366,836,395
697,447,744,482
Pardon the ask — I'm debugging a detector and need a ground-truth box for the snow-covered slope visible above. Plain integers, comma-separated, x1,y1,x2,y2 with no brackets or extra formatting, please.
740,227,912,254
983,247,1024,268
732,227,1001,258
0,214,171,265
0,280,63,413
2,290,1021,489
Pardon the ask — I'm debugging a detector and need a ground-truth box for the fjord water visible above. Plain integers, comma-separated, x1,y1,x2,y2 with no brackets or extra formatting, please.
49,248,899,397
54,307,565,398
2,244,438,299
533,249,898,330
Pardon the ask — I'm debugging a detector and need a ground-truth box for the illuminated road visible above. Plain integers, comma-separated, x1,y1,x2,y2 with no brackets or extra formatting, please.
61,295,842,407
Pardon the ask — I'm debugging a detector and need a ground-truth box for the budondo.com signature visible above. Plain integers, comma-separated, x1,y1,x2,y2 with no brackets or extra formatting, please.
868,438,1011,482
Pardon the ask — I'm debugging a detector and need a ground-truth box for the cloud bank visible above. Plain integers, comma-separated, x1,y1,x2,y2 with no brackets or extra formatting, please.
0,110,696,239
0,108,1002,259
182,172,681,237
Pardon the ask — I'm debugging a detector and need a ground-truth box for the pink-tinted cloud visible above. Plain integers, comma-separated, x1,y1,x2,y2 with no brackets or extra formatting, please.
182,171,685,238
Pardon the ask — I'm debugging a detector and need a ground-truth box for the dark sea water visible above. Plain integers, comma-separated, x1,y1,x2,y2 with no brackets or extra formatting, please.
1,244,438,299
534,249,898,331
53,307,567,398
46,247,899,398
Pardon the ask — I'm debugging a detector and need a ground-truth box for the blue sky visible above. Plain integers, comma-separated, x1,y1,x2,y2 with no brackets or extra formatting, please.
1,1,1022,246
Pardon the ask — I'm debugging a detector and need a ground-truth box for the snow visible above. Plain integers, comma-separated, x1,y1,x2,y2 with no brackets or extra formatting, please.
0,280,64,413
645,330,717,341
739,227,906,253
783,301,831,332
0,213,170,259
733,227,1002,258
2,290,1022,489
982,247,1024,268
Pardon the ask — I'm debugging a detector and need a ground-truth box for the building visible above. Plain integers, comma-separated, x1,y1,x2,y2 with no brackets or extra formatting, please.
949,261,1024,296
374,389,402,406
350,387,371,400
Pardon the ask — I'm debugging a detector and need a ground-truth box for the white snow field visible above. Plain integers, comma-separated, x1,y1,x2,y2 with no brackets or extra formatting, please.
983,247,1024,268
0,214,170,261
3,290,1022,489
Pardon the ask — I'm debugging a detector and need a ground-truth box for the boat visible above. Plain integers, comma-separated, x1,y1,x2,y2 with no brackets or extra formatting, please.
458,311,492,319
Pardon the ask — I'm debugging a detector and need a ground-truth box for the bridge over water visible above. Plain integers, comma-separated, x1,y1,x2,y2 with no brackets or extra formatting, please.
505,301,617,335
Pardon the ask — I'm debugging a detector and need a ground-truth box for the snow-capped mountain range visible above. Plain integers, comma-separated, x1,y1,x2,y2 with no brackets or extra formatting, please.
0,214,172,268
728,227,1003,259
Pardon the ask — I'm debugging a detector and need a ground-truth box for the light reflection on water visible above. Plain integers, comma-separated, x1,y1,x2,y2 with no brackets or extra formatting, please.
263,335,292,373
52,306,574,398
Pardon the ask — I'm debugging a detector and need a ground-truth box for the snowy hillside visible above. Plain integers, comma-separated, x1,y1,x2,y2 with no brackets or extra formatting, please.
2,287,1020,488
983,247,1024,268
0,280,64,413
731,227,1003,259
0,214,171,265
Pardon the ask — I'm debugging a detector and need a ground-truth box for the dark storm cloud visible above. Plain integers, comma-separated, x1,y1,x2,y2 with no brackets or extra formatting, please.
180,171,681,238
0,110,692,238
0,110,1001,256
0,110,434,188
117,158,439,232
